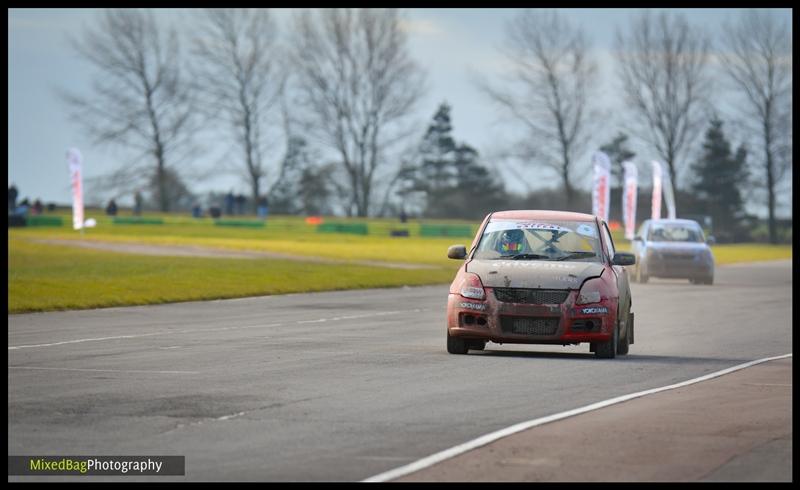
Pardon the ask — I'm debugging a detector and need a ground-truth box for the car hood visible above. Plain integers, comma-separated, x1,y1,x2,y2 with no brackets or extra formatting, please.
466,259,604,290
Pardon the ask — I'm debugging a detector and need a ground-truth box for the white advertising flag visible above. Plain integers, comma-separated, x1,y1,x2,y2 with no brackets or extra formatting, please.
661,161,676,219
67,148,84,231
651,160,662,220
591,151,611,222
622,161,638,240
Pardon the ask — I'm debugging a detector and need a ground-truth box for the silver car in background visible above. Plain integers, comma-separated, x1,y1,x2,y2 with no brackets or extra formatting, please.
631,219,715,285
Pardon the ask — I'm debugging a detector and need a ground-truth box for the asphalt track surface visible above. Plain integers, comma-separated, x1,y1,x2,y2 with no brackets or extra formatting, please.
8,260,792,481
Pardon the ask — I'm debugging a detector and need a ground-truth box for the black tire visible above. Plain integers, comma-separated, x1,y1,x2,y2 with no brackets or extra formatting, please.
705,276,714,285
469,340,486,351
595,322,618,359
447,330,468,355
617,312,630,355
628,312,634,345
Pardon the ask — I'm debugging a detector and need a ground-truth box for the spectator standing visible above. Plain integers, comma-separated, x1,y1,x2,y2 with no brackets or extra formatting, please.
105,199,118,216
32,199,43,215
8,184,18,211
191,203,202,218
134,191,143,215
235,194,246,215
257,195,269,220
16,197,30,216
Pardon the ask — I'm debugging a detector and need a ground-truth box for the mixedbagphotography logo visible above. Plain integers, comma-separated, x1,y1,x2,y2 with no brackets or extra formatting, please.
8,456,185,476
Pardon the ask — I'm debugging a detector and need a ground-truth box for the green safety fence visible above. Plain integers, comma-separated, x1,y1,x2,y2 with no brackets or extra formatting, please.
317,222,369,235
214,219,265,228
25,215,64,227
419,224,473,237
113,217,165,225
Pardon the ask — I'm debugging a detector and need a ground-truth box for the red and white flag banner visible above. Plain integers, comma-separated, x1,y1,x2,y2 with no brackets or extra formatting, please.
661,161,676,219
66,148,84,231
591,151,611,222
622,161,638,240
651,160,662,220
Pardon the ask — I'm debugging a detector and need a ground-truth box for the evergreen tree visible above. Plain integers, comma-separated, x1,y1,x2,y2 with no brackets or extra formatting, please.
417,102,457,193
269,136,312,214
269,135,342,216
598,132,637,223
411,102,506,219
298,164,337,216
599,132,637,190
690,118,749,242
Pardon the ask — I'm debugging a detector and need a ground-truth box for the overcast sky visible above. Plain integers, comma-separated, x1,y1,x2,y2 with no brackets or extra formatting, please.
7,8,792,217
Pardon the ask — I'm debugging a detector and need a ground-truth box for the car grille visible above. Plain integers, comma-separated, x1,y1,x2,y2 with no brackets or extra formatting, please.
494,288,570,304
660,252,695,260
500,316,560,335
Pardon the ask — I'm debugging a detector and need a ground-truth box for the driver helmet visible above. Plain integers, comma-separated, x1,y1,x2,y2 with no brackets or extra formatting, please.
499,228,525,253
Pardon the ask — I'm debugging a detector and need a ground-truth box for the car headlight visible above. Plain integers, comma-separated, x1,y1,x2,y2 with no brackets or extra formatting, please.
460,273,485,300
576,278,603,305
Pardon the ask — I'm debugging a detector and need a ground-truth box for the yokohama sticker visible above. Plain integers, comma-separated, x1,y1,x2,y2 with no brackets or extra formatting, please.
580,306,608,314
460,302,487,311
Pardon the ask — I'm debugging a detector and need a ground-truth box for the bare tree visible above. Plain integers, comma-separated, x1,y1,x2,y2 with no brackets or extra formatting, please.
719,10,792,244
289,8,426,217
191,8,285,213
478,10,597,205
615,10,712,189
60,9,197,212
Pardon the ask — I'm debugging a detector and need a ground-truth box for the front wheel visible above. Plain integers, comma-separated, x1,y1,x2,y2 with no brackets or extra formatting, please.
617,313,630,355
447,330,468,355
595,322,618,359
468,340,487,351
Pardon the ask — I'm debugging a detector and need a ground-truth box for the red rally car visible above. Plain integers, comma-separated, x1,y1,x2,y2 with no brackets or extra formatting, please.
446,210,636,358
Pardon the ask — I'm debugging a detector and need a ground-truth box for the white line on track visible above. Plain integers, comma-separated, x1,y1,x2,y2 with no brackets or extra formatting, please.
216,411,247,421
362,353,793,482
8,366,200,374
295,309,421,324
7,332,183,350
8,309,426,350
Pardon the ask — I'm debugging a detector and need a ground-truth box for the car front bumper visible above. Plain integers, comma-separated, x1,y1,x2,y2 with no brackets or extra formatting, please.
642,255,713,279
446,288,618,345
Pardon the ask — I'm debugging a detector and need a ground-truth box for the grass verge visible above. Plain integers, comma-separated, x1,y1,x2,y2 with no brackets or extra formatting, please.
708,243,793,265
8,221,791,313
10,225,466,267
8,237,457,314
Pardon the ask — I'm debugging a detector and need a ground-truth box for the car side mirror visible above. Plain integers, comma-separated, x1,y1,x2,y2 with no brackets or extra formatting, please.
447,245,467,260
632,236,643,242
612,252,636,266
706,235,716,245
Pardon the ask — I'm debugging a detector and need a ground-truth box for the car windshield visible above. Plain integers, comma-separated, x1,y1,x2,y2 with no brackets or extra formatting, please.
648,224,704,243
473,219,603,262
